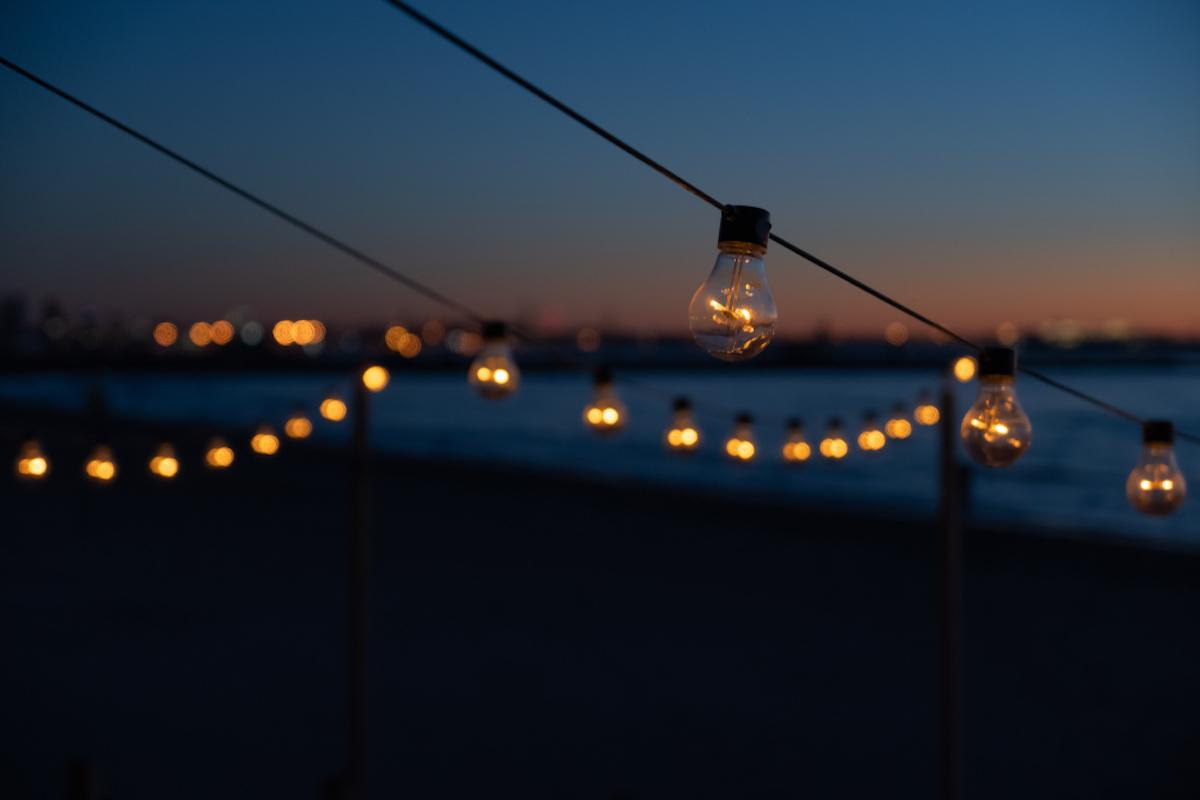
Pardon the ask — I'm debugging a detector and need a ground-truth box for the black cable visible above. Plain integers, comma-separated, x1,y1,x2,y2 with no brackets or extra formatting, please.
0,55,484,324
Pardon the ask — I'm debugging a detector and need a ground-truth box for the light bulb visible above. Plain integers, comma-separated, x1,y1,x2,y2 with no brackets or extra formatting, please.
688,206,777,361
84,444,117,482
362,365,389,393
913,391,940,426
1126,421,1187,516
149,443,179,478
960,347,1031,468
15,439,49,479
251,425,280,455
582,367,627,435
724,412,757,461
782,418,811,464
665,397,701,453
857,412,887,451
953,356,977,383
469,321,520,400
285,409,313,439
819,418,849,460
205,436,235,468
320,394,347,422
885,403,912,439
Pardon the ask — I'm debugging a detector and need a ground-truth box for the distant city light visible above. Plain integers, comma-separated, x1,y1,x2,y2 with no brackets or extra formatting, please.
153,322,177,347
240,321,264,345
421,320,445,345
189,322,213,346
273,320,296,345
210,320,235,345
576,328,601,352
996,322,1019,346
884,322,908,346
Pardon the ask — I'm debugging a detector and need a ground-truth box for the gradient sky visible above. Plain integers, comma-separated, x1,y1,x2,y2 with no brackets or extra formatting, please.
1,0,1197,338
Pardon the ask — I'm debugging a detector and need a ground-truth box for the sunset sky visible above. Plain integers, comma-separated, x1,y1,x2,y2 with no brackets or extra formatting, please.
2,0,1197,338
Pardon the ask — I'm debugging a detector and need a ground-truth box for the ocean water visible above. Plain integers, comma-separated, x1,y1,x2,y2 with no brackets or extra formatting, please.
2,367,1197,544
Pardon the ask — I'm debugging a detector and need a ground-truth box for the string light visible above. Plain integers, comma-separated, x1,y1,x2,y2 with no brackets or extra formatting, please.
858,412,887,451
724,412,757,461
885,404,913,439
664,397,701,454
582,367,626,435
1126,421,1187,516
148,443,179,478
205,436,235,468
960,348,1032,468
251,425,280,455
189,322,213,347
362,365,390,392
285,408,313,439
273,320,296,345
153,322,177,347
953,356,978,383
84,444,117,482
688,206,777,361
914,391,940,426
210,320,235,345
320,393,348,421
782,418,811,463
15,439,49,479
820,419,849,460
469,321,519,400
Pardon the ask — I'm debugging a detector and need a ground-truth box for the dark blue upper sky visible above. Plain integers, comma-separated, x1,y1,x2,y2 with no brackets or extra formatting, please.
2,0,1197,337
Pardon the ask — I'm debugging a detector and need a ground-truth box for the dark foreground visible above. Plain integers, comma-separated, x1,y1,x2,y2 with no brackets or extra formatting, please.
1,433,1199,799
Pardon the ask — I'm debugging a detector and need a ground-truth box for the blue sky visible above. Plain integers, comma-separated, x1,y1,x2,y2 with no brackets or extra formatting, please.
1,0,1197,337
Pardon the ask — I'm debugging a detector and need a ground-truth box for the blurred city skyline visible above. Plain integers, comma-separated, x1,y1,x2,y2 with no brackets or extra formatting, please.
2,0,1198,337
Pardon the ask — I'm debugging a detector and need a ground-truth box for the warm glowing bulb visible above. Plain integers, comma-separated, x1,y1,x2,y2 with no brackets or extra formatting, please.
205,437,234,468
251,427,280,455
914,392,940,426
954,356,978,382
1126,422,1187,516
858,415,886,451
149,444,179,478
886,404,912,439
320,396,347,421
362,366,389,392
285,413,313,439
84,445,117,482
688,206,776,361
819,420,849,459
724,414,757,461
782,419,810,463
583,369,627,436
960,348,1031,468
469,322,520,400
15,440,50,479
664,398,702,453
153,322,177,346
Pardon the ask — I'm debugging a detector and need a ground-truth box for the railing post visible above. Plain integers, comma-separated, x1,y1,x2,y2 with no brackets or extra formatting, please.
938,372,963,800
346,376,371,799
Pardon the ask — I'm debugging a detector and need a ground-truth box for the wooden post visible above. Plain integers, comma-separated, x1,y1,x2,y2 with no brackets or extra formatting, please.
938,373,963,800
346,376,371,798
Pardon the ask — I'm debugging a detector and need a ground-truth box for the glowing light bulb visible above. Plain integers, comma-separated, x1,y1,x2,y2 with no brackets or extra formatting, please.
782,418,811,464
362,366,389,393
469,321,520,400
857,412,887,451
664,397,701,453
819,419,849,460
205,436,235,468
149,443,179,478
914,391,940,426
84,444,117,482
960,347,1032,468
251,425,280,455
688,206,777,361
285,409,313,439
582,367,627,436
15,439,50,479
1126,421,1187,516
724,412,757,462
953,356,978,383
320,394,347,422
885,403,913,439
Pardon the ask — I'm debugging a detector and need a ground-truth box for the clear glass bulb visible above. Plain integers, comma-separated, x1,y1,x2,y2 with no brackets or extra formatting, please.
914,391,940,426
469,331,520,400
689,242,777,361
885,403,913,439
205,436,235,469
583,379,627,436
149,443,179,478
960,375,1032,468
857,414,886,451
15,439,49,478
782,419,811,463
84,444,117,482
1126,441,1187,517
819,419,849,460
665,399,701,453
724,415,757,461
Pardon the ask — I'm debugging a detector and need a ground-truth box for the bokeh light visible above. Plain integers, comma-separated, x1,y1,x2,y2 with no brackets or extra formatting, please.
285,413,313,439
149,444,179,478
954,356,978,382
210,320,235,345
84,445,117,481
15,440,49,479
189,322,213,346
884,322,908,346
914,403,941,426
422,320,445,345
241,321,264,346
251,428,280,455
576,328,601,352
996,322,1019,346
273,320,296,345
320,397,347,421
205,437,234,468
886,418,913,439
362,366,389,392
153,322,177,347
293,319,317,346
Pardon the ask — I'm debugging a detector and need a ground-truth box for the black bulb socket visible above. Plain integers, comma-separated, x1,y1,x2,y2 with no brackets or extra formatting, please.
736,412,754,425
1143,420,1174,445
787,417,803,431
481,321,507,340
673,397,691,411
718,205,771,249
978,347,1016,377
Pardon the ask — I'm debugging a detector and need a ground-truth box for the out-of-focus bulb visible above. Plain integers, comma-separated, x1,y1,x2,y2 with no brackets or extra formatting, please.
582,367,626,435
320,394,347,421
1126,421,1187,516
15,439,49,478
858,412,887,451
205,436,234,468
149,443,179,478
819,419,849,460
665,397,701,453
724,413,757,461
285,409,313,439
914,391,940,426
362,366,389,393
960,347,1031,468
688,206,777,361
954,356,977,383
469,321,520,400
782,418,811,463
84,444,117,482
885,403,912,439
251,425,280,455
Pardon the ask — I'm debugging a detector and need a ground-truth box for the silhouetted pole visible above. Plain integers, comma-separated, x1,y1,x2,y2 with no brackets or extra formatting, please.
346,376,371,799
938,372,962,800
